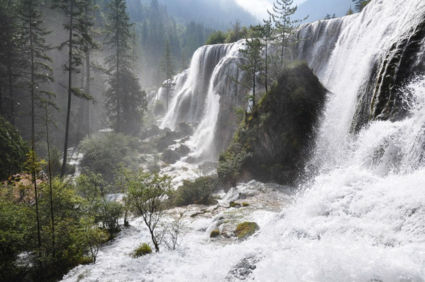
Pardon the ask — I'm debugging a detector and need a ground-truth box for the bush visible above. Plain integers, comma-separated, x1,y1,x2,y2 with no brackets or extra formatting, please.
126,171,172,252
172,176,219,206
206,31,226,45
0,116,28,180
79,132,140,183
234,222,259,240
132,243,152,257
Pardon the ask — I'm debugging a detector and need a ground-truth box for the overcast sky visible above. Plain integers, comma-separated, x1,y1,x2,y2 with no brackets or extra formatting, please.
235,0,307,20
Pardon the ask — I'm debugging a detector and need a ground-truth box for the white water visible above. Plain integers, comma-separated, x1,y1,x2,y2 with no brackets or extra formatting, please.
63,0,425,281
158,41,246,161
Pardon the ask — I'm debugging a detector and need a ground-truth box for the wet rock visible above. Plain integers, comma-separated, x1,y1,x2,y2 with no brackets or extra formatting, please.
234,222,259,240
157,130,181,151
176,122,193,136
226,256,259,281
210,229,220,238
218,64,327,186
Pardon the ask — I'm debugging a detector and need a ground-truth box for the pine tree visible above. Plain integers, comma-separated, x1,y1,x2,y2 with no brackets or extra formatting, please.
104,0,147,135
239,26,264,109
352,0,370,12
161,41,175,110
268,0,303,66
0,0,21,125
261,17,273,93
54,0,96,178
19,0,54,262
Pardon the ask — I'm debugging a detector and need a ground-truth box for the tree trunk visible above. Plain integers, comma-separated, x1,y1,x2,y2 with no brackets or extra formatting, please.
45,103,55,258
61,0,74,178
29,0,42,261
115,1,121,133
265,39,268,93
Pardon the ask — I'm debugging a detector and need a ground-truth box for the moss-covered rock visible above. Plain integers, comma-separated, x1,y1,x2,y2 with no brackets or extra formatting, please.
234,222,259,240
132,243,152,257
210,229,220,238
218,63,327,186
229,201,241,208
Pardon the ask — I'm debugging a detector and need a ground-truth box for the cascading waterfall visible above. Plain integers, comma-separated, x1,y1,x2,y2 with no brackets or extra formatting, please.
158,41,246,161
62,0,425,281
159,43,236,131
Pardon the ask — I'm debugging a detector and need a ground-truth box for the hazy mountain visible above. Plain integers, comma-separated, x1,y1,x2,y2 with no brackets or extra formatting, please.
295,0,353,22
139,0,257,29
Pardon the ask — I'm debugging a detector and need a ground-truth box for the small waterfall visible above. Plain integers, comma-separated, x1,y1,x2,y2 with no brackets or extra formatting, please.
158,41,246,161
159,43,235,131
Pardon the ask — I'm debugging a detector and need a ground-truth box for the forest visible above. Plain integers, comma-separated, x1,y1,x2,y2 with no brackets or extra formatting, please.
3,0,425,281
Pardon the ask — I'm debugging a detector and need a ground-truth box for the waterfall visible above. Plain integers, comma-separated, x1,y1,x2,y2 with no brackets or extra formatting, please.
158,41,246,161
62,0,425,280
159,43,237,131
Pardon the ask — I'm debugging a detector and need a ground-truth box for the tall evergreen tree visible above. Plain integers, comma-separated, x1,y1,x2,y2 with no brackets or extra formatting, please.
268,0,302,66
261,17,273,93
19,0,53,261
0,0,21,125
53,0,96,178
239,26,264,109
104,0,146,135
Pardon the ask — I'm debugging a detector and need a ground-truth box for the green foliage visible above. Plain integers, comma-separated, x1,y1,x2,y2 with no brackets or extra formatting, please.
352,0,370,12
206,31,226,45
79,132,140,183
234,222,259,240
0,117,28,180
268,0,303,64
104,0,147,135
239,25,264,106
205,23,252,45
76,172,123,235
172,176,218,207
0,195,33,281
126,170,171,252
132,243,152,257
0,174,125,281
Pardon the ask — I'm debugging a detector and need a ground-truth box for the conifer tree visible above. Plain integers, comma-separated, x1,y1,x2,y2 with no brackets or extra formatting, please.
352,0,370,12
239,26,264,108
261,17,273,93
104,0,146,135
0,0,21,124
268,0,303,66
54,0,96,178
19,0,54,261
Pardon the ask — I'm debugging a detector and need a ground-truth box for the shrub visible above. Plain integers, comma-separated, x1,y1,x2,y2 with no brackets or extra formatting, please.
132,243,152,257
0,116,28,180
172,176,218,206
206,31,226,45
79,132,140,183
234,222,259,240
126,171,172,252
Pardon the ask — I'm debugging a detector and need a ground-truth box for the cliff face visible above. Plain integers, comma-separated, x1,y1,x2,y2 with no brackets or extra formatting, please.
218,64,327,186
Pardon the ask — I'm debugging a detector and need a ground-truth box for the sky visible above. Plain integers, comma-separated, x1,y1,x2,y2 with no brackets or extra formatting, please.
235,0,307,20
234,0,353,22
